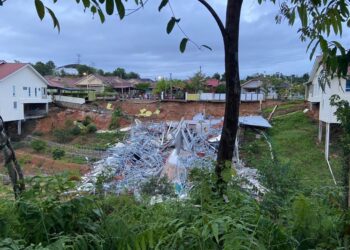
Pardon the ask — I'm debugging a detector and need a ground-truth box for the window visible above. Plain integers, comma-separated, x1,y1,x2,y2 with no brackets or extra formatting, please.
13,101,17,109
12,86,15,97
23,87,27,90
28,87,31,97
346,79,350,92
35,88,37,97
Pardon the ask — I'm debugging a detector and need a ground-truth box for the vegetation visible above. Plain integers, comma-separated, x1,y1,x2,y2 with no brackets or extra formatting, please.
32,61,55,76
135,83,151,93
52,148,65,160
30,140,47,153
109,108,122,130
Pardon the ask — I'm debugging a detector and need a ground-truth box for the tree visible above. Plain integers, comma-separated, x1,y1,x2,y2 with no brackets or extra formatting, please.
187,71,206,93
76,64,96,76
135,82,150,93
153,79,170,95
212,72,221,80
263,0,350,81
32,60,55,76
125,71,140,79
215,83,226,93
113,67,126,78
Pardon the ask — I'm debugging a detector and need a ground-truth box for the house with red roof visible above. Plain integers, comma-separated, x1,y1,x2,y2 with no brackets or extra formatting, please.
0,61,50,134
205,78,220,92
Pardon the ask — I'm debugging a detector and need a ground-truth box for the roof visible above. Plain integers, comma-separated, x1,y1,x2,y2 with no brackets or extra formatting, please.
75,74,105,87
45,76,83,90
0,62,27,80
206,78,220,87
241,79,263,89
308,55,323,82
239,116,272,128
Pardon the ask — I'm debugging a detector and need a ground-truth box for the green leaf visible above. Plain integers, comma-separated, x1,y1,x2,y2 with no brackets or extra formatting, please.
158,0,168,12
319,36,328,52
201,45,212,51
212,223,219,243
115,0,125,19
297,5,307,27
82,0,90,8
106,0,114,15
46,7,61,32
35,0,45,20
91,6,97,14
98,8,106,23
180,38,188,53
166,17,178,34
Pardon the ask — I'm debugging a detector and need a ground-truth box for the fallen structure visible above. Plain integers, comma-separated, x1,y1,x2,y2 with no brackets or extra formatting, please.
80,114,271,197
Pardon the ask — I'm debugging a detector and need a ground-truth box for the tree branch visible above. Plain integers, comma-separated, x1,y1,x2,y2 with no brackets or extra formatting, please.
197,0,226,41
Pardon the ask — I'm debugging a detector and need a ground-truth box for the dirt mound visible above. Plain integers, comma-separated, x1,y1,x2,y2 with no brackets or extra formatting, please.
35,107,113,133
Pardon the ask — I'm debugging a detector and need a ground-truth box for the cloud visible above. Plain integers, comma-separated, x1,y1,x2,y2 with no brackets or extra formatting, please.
0,0,345,79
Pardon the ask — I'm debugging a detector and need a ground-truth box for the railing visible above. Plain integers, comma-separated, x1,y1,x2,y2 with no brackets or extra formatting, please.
161,92,265,102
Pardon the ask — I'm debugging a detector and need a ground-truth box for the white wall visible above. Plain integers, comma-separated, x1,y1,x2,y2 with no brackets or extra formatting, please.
0,66,49,122
53,95,85,105
308,64,350,123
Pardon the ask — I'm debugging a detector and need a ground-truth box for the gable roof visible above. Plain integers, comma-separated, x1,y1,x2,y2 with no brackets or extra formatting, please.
241,79,263,89
75,74,105,87
206,78,220,87
0,62,27,80
45,76,83,90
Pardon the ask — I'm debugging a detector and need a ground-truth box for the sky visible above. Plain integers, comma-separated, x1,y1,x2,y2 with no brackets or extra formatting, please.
0,0,348,80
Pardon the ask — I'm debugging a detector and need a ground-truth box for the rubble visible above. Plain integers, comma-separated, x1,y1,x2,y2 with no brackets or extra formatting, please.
79,114,271,198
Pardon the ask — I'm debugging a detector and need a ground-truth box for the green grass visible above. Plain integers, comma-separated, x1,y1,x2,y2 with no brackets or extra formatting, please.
241,111,342,191
262,100,304,116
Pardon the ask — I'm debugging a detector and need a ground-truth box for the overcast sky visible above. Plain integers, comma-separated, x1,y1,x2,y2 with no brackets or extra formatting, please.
0,0,349,80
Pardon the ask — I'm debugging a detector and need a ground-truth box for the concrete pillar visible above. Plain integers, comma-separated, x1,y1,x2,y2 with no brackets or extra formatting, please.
17,120,22,135
318,120,323,143
325,122,330,160
185,92,188,101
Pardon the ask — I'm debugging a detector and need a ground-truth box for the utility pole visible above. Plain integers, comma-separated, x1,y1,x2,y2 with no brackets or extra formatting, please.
77,54,81,65
169,73,173,99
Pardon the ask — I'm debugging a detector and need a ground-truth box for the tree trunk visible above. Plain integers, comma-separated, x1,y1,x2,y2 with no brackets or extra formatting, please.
216,0,243,187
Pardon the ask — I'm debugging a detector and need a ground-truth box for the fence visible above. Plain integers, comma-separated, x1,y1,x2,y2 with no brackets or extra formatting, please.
53,95,86,105
27,136,107,160
161,92,265,102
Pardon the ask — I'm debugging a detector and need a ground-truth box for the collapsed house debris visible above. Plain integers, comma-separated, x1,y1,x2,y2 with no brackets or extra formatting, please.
79,114,272,197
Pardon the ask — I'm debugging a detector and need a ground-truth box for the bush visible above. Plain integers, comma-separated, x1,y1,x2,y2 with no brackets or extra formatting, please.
30,140,47,152
70,125,81,136
109,108,122,130
87,123,97,133
52,148,65,160
83,116,93,126
141,176,175,197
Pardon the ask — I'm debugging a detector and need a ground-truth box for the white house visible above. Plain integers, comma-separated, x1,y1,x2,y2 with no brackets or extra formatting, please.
0,61,51,134
305,56,350,159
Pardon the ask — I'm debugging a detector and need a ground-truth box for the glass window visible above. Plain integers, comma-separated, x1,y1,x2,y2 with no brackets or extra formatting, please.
346,79,350,92
35,88,37,97
23,87,27,90
28,87,31,97
13,101,17,109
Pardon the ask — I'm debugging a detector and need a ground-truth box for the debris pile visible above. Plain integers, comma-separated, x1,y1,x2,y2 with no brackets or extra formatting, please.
80,116,222,194
80,114,272,197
